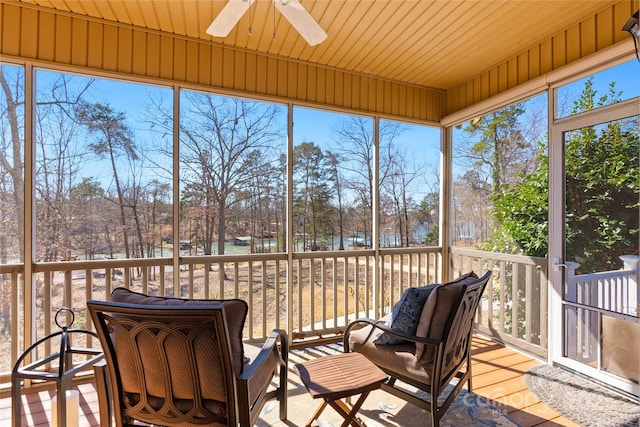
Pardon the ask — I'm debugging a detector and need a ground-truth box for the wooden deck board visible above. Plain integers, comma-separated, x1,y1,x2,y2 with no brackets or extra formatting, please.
2,336,578,426
470,336,579,427
2,383,101,427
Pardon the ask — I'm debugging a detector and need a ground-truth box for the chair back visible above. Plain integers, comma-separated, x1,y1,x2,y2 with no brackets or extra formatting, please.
441,270,492,376
87,300,240,426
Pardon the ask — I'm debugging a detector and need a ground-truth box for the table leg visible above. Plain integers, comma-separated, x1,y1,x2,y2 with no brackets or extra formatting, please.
326,391,371,427
306,400,328,427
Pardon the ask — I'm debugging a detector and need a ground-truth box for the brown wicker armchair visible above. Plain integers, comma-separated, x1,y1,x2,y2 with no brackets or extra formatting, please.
344,270,491,427
87,289,287,427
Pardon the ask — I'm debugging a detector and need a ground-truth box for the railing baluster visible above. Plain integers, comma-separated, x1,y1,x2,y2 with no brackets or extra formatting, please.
124,268,131,290
499,260,506,331
354,256,360,319
296,258,302,337
105,268,112,298
388,254,395,314
525,264,533,343
248,261,254,340
234,262,240,299
332,256,337,329
309,257,315,333
275,259,281,330
158,266,165,297
399,254,404,296
64,270,73,317
43,272,52,362
187,264,194,299
203,262,210,299
85,268,93,348
218,261,224,299
364,256,370,317
262,259,267,339
142,266,148,295
321,258,326,331
511,263,519,339
343,256,348,324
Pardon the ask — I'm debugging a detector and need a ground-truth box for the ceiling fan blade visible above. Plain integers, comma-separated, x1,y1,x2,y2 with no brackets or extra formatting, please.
274,0,327,46
206,0,254,37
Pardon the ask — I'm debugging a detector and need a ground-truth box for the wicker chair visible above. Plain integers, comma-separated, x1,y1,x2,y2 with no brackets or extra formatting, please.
344,270,492,427
87,289,287,427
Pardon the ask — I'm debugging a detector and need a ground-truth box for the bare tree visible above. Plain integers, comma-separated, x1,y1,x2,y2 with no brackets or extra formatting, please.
326,151,346,249
382,149,422,247
333,118,405,246
332,118,374,244
455,104,540,198
75,101,138,258
1,67,93,262
179,94,283,255
274,153,287,252
242,149,281,253
69,178,111,259
416,167,440,245
452,101,545,245
144,179,172,258
293,142,334,251
122,161,147,259
35,85,89,261
0,66,24,264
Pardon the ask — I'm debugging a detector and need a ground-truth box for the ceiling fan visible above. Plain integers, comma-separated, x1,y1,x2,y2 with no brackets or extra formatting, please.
206,0,327,46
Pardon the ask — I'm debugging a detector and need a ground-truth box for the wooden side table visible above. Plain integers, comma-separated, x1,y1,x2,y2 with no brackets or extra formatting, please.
295,352,388,427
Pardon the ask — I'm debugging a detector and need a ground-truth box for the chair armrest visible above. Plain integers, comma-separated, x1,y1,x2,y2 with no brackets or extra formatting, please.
344,318,442,352
343,318,379,351
239,329,288,382
238,329,288,424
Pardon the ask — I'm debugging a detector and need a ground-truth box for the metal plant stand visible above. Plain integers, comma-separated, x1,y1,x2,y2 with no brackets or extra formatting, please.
12,308,104,427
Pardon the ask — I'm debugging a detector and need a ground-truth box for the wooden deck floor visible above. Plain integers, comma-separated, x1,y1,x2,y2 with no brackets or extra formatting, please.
2,335,579,426
468,336,578,427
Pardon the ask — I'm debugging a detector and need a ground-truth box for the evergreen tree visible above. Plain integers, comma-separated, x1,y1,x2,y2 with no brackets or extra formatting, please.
491,79,639,273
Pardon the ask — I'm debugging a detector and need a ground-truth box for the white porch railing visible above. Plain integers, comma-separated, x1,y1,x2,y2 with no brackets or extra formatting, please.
563,256,640,372
565,256,640,318
450,247,549,359
1,247,444,388
2,246,558,390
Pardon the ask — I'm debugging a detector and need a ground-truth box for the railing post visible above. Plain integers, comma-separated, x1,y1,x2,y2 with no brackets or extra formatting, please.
619,255,639,316
563,261,580,302
563,261,580,360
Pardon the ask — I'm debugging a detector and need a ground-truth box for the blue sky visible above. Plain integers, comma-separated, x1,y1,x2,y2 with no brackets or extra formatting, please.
26,57,639,197
557,60,639,116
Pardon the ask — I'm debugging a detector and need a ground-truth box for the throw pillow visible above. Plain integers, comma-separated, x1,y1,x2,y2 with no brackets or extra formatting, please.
110,287,248,375
374,284,438,345
414,271,479,361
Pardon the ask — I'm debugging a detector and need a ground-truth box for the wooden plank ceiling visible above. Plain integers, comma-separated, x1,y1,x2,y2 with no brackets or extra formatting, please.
15,0,620,91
